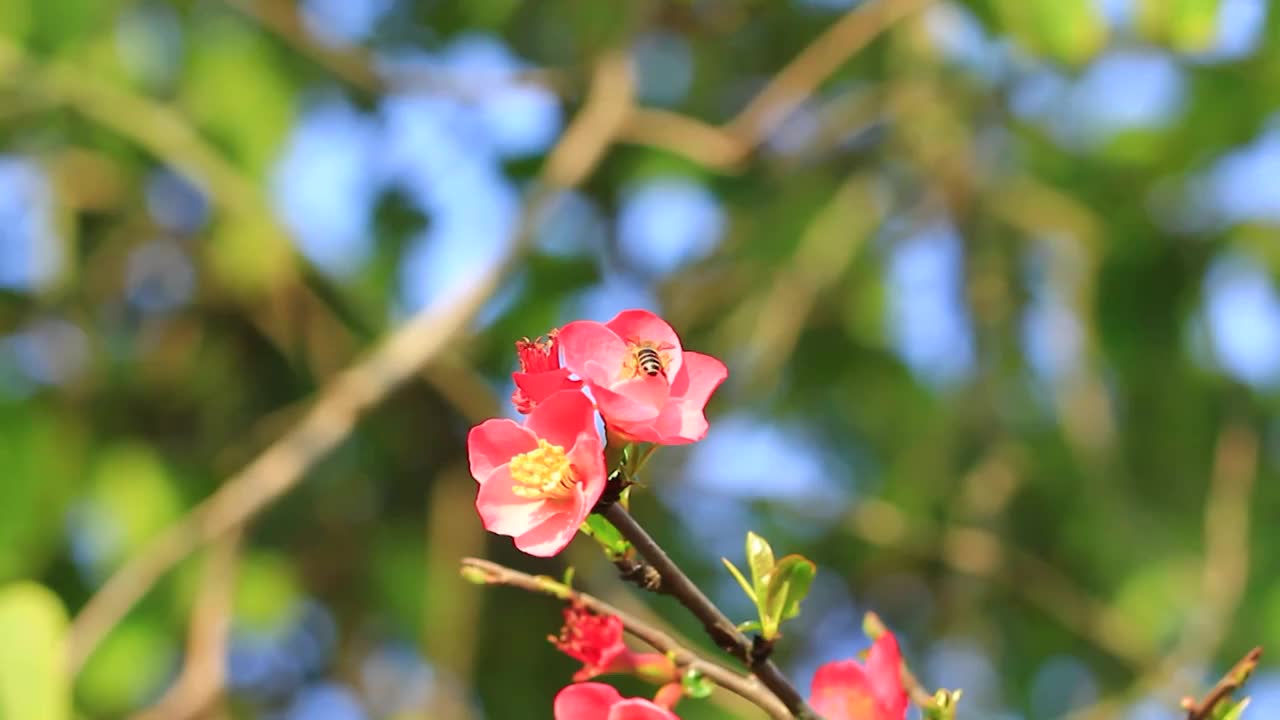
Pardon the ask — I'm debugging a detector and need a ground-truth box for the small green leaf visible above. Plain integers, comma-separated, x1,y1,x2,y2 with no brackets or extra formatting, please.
923,689,963,720
681,668,715,699
581,515,631,558
736,620,762,633
721,558,757,603
770,555,817,620
1215,697,1250,720
745,531,775,598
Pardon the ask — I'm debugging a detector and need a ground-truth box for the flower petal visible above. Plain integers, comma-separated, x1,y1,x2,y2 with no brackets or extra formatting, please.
866,632,908,718
554,683,625,720
592,379,665,424
568,432,608,507
475,466,567,536
525,390,599,450
467,419,537,482
559,320,627,385
811,659,873,720
635,353,727,444
671,351,727,408
514,482,590,556
513,369,583,410
609,699,681,720
605,309,685,380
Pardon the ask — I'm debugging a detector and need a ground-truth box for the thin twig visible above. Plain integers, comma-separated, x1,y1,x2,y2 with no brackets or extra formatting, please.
131,531,243,720
219,0,568,98
461,558,791,720
1064,422,1259,720
602,505,818,719
1183,647,1262,720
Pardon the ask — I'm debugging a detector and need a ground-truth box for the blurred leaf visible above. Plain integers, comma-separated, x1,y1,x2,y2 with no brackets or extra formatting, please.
86,443,183,571
183,22,295,176
1137,0,1221,52
0,408,80,581
993,0,1107,65
206,212,293,296
0,582,70,720
0,0,30,42
1113,557,1199,649
75,616,174,714
234,551,301,632
580,515,631,558
681,668,715,699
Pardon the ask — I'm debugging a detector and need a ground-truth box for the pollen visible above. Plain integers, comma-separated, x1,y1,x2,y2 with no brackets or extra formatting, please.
509,439,577,500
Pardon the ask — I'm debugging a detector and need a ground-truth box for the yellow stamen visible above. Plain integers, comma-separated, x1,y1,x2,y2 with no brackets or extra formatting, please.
509,439,577,500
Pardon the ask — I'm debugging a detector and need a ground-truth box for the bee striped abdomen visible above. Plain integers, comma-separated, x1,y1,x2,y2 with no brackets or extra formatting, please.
636,347,664,377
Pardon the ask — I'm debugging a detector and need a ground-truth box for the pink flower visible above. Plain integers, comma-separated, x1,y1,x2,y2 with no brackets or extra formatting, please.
809,631,909,720
552,604,676,683
467,391,606,557
511,330,582,414
554,683,681,720
558,309,727,445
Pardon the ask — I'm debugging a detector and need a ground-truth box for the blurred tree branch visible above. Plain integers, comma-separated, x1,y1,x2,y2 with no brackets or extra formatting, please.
64,50,634,675
220,0,570,98
460,557,791,720
1068,422,1260,720
130,532,243,720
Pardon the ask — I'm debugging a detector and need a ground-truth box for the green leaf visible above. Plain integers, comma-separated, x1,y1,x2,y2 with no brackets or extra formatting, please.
76,615,174,714
736,620,762,633
234,551,301,632
721,558,756,603
1216,697,1250,720
769,554,817,621
580,515,631,558
745,531,775,598
0,582,70,720
922,689,963,720
681,668,715,699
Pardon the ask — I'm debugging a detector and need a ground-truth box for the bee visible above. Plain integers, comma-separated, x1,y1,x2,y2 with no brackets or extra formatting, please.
636,347,664,377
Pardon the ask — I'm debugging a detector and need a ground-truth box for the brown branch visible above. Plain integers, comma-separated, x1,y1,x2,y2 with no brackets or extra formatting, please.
461,557,791,720
602,505,817,719
847,498,1156,670
131,532,243,720
1182,647,1262,720
726,0,933,147
220,0,568,98
65,45,633,675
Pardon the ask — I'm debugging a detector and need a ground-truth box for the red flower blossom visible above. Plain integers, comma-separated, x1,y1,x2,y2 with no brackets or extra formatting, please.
809,631,909,720
511,331,582,414
558,309,727,445
552,604,676,683
467,391,606,557
554,683,681,720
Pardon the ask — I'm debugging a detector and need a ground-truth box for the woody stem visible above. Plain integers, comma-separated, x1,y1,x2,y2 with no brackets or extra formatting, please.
602,504,820,720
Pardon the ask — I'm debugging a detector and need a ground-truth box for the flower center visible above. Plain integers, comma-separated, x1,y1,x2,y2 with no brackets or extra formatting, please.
621,340,673,379
509,439,577,500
